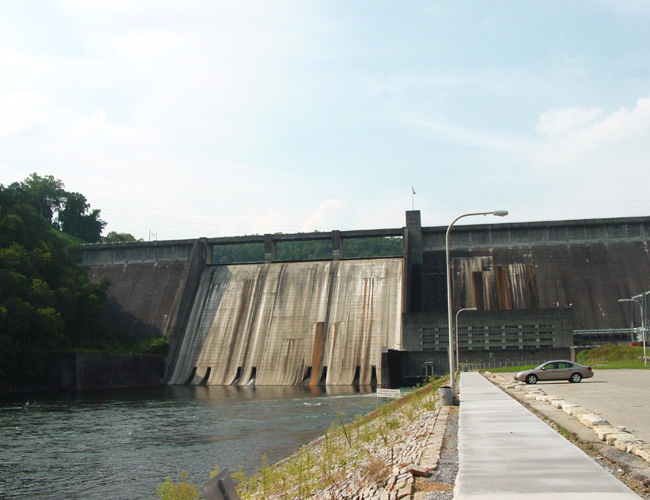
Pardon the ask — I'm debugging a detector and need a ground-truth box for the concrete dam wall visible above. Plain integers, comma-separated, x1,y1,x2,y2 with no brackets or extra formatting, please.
79,213,650,386
82,239,207,340
167,259,403,386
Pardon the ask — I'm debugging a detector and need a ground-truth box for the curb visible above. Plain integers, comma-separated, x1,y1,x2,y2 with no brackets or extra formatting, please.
484,371,650,481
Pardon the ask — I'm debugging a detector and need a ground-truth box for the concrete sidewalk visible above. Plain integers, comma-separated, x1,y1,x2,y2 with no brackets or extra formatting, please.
455,372,641,500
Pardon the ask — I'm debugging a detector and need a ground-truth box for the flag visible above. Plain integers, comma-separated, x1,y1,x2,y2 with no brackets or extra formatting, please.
412,186,416,195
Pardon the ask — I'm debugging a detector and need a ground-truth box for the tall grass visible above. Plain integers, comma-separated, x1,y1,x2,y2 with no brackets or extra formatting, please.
234,377,445,499
155,376,449,499
577,345,650,369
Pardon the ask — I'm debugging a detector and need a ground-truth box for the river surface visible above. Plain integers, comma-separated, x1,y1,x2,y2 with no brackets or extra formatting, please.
0,385,378,500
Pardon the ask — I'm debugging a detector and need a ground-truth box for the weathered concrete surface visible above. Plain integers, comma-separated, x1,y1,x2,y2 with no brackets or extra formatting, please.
168,259,403,386
528,370,650,444
51,353,165,391
86,260,191,338
420,232,650,330
456,372,641,499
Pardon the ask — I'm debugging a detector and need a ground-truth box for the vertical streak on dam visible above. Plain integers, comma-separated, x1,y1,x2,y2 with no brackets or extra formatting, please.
167,258,403,386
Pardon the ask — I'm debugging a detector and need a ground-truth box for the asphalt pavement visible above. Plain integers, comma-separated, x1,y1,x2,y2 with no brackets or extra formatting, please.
528,369,650,444
455,372,642,499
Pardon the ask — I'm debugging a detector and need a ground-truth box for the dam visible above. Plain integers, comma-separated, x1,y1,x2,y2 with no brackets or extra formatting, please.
80,212,650,386
167,259,402,386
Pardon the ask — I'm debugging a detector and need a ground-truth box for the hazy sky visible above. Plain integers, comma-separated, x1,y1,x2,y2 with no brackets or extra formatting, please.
1,1,649,240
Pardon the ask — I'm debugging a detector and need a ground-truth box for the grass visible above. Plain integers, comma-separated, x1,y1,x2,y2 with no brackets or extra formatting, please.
577,345,650,369
485,345,650,373
485,365,535,373
233,376,447,499
583,360,650,369
155,376,448,499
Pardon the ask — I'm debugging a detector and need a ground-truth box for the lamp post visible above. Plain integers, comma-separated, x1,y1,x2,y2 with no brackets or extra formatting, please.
619,297,647,366
455,307,477,373
447,210,508,395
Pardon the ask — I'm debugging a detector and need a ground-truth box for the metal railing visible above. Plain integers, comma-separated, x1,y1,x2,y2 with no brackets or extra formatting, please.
459,359,546,371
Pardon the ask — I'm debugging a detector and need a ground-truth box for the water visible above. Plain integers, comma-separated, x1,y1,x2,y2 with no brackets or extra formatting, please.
0,385,378,500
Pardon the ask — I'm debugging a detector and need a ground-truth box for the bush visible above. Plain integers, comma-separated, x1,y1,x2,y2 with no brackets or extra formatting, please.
140,337,170,356
157,471,200,500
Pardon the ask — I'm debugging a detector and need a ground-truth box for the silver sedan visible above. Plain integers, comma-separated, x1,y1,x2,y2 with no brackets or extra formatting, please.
514,360,594,385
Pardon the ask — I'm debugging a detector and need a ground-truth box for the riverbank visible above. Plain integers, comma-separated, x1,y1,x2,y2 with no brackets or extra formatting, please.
233,379,456,500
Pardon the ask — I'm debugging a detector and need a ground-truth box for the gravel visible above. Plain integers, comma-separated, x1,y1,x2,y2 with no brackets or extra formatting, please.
414,407,459,500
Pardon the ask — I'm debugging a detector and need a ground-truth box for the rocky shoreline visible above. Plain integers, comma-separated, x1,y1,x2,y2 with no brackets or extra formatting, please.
233,370,650,499
235,383,457,500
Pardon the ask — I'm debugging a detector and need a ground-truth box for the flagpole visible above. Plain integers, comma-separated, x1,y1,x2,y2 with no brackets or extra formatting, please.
411,187,416,210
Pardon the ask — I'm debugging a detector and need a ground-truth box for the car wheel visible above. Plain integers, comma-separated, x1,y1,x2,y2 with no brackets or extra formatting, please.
569,373,582,383
525,374,538,385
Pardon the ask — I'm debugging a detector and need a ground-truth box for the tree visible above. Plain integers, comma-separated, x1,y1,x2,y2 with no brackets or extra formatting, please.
58,192,106,243
0,183,115,389
102,231,140,243
8,173,65,225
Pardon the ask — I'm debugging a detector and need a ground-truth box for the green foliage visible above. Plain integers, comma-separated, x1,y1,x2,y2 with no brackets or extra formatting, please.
130,336,171,356
486,365,536,373
213,242,264,264
0,179,119,389
8,173,65,224
212,235,403,264
102,231,141,243
58,192,106,243
6,173,105,243
231,378,447,499
157,471,200,500
576,345,646,364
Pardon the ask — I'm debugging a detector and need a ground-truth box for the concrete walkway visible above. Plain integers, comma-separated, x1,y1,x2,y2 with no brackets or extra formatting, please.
455,372,642,500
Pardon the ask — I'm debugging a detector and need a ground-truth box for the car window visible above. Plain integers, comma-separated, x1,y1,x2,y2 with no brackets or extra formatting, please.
543,362,557,370
557,362,570,369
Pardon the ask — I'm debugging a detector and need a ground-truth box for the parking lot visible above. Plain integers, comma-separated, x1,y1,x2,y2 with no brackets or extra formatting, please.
526,368,650,443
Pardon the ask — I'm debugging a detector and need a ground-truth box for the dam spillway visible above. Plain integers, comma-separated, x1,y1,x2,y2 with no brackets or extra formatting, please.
80,214,650,387
167,258,403,386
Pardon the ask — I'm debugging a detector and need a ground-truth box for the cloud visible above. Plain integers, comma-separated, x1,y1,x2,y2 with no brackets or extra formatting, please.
535,106,603,137
527,96,650,217
534,96,650,170
0,91,58,138
301,199,355,232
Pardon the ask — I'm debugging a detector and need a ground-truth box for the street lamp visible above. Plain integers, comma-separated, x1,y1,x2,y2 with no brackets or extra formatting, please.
447,210,508,395
619,297,647,366
455,307,477,373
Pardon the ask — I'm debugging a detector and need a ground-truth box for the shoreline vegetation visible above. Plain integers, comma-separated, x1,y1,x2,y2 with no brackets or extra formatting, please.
158,377,448,500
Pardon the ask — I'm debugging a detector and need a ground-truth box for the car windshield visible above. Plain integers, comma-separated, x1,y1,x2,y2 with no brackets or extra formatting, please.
535,362,550,370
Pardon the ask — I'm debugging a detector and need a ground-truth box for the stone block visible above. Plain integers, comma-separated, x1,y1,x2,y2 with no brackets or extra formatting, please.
631,446,650,463
564,405,587,417
593,425,626,441
615,437,644,453
577,413,609,428
607,432,636,446
397,485,411,499
408,464,430,477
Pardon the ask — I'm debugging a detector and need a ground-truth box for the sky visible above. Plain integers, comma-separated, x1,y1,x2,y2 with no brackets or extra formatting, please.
1,1,649,241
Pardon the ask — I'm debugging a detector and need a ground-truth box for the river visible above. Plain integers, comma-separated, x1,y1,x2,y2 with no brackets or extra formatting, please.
0,385,378,500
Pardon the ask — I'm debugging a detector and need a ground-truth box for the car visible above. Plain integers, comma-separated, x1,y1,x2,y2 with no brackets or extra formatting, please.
514,360,594,384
